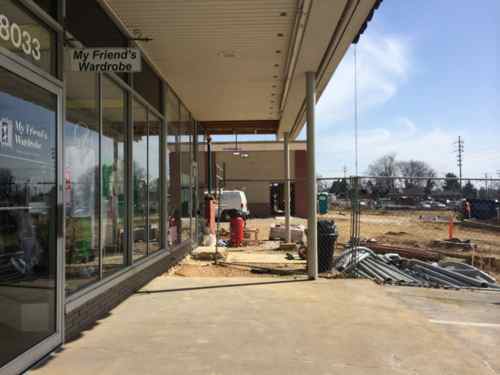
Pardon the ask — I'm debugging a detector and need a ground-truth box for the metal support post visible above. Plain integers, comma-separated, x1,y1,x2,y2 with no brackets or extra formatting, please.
207,135,213,195
284,132,291,243
306,71,318,279
306,72,318,279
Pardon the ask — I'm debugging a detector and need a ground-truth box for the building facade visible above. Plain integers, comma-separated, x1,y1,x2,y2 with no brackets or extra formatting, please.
0,2,201,373
201,141,308,218
0,1,379,373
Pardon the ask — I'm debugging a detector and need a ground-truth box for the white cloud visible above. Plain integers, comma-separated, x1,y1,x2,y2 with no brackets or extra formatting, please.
316,32,411,124
316,119,498,179
313,30,498,180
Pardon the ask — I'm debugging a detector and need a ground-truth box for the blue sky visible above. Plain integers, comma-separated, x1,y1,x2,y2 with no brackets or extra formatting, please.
311,0,499,178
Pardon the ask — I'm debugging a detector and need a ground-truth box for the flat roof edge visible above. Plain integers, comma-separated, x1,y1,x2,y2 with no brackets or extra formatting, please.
286,0,383,139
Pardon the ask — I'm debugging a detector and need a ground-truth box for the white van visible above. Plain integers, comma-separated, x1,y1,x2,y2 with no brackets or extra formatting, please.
217,190,250,220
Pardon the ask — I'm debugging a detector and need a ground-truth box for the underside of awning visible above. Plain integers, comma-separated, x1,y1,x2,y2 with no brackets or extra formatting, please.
102,0,381,137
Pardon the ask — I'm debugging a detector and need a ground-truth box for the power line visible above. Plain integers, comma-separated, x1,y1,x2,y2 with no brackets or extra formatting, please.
454,136,464,187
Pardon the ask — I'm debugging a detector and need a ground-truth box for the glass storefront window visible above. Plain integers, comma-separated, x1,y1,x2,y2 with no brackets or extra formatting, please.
132,100,147,261
196,132,206,243
0,66,57,367
166,89,180,246
0,0,57,75
148,113,161,253
64,68,99,293
132,101,162,260
179,104,192,243
101,76,126,276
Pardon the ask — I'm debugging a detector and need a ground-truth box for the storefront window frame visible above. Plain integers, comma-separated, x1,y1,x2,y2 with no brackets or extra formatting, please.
62,38,168,295
65,68,168,298
100,74,128,277
0,3,64,373
0,0,63,84
0,38,65,375
0,0,198,371
58,0,197,302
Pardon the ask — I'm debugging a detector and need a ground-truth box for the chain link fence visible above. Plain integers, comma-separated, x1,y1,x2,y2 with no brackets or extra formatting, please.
197,173,499,278
318,176,500,279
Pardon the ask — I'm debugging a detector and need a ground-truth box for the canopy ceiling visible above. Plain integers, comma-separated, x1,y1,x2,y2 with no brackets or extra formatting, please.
103,0,380,138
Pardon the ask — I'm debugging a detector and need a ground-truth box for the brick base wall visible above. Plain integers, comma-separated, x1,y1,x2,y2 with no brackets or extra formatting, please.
65,243,191,342
294,150,308,218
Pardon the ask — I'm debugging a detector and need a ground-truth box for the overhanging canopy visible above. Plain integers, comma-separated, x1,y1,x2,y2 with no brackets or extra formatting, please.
102,0,381,138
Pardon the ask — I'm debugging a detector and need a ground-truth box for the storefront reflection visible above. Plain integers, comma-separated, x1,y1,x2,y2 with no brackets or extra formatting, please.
0,67,57,367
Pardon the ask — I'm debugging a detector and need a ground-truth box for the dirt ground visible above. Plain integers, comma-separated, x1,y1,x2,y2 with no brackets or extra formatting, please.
169,209,500,279
170,262,261,277
237,210,500,256
238,210,500,276
165,249,297,278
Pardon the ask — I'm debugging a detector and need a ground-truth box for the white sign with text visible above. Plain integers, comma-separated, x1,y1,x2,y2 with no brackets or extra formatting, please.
69,48,142,72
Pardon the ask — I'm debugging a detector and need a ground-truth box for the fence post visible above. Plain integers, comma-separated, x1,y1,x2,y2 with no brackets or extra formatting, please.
349,176,361,270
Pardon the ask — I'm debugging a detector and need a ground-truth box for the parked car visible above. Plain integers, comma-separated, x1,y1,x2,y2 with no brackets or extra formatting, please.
418,201,432,209
430,201,447,209
217,190,250,221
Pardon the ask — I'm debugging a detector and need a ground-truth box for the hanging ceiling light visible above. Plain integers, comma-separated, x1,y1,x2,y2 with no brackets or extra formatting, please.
232,133,240,155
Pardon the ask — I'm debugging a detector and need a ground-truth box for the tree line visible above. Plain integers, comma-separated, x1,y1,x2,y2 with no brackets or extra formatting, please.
323,153,499,200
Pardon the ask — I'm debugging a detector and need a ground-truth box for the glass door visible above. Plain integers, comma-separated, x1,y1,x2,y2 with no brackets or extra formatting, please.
0,56,63,374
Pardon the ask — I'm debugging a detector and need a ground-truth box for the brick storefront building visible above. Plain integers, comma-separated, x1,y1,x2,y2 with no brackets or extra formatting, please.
199,141,308,218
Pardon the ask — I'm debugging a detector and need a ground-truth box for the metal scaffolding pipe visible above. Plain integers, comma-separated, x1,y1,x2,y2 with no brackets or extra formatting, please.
306,71,318,279
284,132,291,243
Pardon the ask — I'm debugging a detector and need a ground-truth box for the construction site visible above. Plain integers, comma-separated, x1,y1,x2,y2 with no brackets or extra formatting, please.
32,183,500,374
1,0,499,374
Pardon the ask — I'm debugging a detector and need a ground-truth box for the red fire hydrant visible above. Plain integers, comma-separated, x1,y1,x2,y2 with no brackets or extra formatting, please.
230,212,245,247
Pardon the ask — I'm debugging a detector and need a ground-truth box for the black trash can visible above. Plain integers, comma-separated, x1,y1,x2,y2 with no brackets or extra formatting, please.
317,220,338,273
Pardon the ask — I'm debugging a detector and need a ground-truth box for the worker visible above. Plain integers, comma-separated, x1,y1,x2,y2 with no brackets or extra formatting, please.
464,199,472,219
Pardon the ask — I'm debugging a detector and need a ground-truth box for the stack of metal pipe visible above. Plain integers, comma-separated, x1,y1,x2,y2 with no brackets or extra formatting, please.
334,247,499,290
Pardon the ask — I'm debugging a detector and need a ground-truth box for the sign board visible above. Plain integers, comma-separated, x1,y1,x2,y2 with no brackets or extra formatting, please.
0,116,52,165
69,48,142,72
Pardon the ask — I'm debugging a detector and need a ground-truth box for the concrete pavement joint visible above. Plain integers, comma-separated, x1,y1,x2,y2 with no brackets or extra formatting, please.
429,319,500,328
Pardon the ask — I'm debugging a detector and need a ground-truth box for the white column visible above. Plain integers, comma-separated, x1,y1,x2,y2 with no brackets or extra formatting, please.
306,71,318,280
284,132,291,243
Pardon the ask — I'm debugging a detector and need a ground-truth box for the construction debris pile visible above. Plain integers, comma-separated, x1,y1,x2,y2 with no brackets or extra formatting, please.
334,247,499,290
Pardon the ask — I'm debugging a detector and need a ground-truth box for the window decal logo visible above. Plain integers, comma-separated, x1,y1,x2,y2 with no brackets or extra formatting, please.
0,117,13,147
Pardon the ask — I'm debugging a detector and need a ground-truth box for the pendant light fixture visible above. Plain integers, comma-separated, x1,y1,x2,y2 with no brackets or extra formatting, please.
232,133,240,156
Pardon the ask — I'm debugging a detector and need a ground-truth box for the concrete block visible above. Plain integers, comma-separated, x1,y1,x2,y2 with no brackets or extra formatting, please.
269,224,306,243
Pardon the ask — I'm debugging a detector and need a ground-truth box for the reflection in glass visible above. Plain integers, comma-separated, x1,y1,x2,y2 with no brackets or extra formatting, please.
197,132,206,243
101,77,126,276
0,66,57,366
166,90,180,246
148,114,161,253
64,69,100,293
180,104,192,243
132,101,147,261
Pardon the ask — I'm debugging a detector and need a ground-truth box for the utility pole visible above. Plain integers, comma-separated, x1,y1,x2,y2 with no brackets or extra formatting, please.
485,173,489,198
454,136,464,188
343,165,347,178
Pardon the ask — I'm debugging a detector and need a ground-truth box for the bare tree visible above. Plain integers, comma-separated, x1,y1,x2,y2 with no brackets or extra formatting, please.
366,153,398,192
398,160,436,188
367,153,398,177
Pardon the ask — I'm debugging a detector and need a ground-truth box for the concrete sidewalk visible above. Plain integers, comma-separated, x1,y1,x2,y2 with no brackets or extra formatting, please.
30,277,497,375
